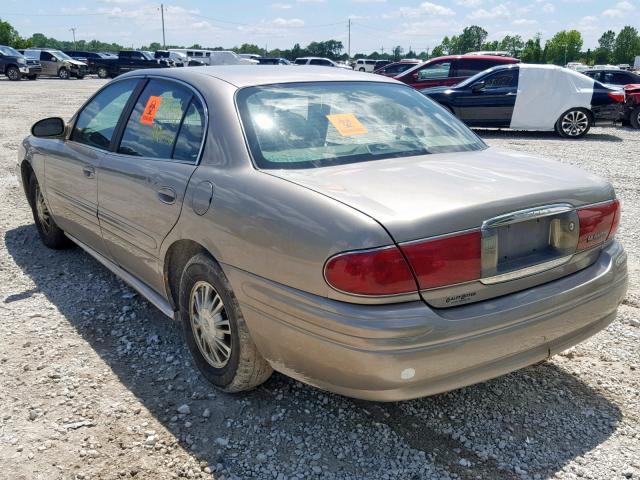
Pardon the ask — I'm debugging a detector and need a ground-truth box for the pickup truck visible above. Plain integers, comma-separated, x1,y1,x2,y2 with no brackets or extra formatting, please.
0,45,42,80
92,50,170,79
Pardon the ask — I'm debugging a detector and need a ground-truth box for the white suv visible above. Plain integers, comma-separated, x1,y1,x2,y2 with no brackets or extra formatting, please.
294,57,352,69
354,59,378,72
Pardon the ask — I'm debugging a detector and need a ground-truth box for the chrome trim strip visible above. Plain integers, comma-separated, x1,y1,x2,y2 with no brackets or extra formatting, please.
480,255,573,285
66,233,175,319
481,203,575,229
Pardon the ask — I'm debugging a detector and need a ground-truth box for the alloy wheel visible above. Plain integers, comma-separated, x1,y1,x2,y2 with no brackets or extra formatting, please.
97,67,108,79
7,67,19,81
189,281,232,368
59,68,69,79
35,185,52,235
560,110,589,137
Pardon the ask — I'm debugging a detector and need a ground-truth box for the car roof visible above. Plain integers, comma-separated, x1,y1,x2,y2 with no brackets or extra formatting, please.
119,65,400,88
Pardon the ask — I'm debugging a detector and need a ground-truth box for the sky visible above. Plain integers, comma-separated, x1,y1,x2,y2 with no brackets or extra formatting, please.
3,0,639,53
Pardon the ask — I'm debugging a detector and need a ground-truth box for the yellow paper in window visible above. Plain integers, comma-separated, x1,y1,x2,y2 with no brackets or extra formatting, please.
326,113,368,136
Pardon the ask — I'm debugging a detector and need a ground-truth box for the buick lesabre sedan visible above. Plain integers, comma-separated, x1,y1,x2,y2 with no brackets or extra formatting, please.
18,67,627,401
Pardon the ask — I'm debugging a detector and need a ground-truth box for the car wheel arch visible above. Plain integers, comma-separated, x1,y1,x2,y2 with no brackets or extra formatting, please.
20,160,36,208
163,239,216,312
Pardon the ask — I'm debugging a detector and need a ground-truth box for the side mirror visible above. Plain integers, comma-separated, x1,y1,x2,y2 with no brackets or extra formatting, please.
31,117,65,138
472,81,486,93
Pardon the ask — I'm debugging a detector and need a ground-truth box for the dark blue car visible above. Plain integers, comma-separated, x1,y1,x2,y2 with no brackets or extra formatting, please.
421,64,624,138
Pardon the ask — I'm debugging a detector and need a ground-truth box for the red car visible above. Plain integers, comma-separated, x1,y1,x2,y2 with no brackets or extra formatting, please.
624,83,640,128
394,54,519,89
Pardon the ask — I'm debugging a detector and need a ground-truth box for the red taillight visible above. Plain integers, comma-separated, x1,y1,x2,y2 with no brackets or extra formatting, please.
400,231,482,290
577,199,620,251
607,92,625,103
324,246,417,295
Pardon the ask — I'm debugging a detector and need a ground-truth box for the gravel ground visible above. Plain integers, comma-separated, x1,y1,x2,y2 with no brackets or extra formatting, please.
0,77,638,480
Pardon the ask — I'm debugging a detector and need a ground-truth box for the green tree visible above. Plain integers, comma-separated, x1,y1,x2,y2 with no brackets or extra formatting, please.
0,18,21,46
545,30,583,65
499,35,524,57
521,34,543,63
392,45,403,61
613,26,640,64
457,25,488,53
431,44,445,57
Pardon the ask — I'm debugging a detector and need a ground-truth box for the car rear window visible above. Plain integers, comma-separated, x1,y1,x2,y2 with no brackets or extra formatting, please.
237,81,485,169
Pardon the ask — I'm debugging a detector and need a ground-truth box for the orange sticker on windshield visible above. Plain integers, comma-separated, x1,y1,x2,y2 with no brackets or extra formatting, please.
140,96,163,125
326,113,368,136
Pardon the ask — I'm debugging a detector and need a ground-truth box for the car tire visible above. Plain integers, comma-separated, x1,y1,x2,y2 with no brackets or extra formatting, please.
76,74,85,80
178,253,272,392
58,67,70,80
6,65,20,81
97,67,109,79
359,67,365,72
27,74,38,80
630,106,640,129
555,108,591,138
28,175,72,249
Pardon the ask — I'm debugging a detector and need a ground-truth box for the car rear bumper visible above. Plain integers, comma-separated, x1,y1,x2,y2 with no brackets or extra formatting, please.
225,240,627,401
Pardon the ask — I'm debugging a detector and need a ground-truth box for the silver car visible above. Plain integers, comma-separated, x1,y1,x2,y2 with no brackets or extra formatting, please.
18,67,627,401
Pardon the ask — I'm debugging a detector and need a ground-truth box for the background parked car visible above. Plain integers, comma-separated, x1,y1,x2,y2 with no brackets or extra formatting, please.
421,64,624,138
395,54,519,89
91,50,169,79
374,59,420,76
21,49,87,79
154,50,188,67
0,45,41,80
257,57,291,65
354,58,378,72
583,68,640,89
623,84,640,128
169,49,257,65
64,51,113,74
294,57,352,68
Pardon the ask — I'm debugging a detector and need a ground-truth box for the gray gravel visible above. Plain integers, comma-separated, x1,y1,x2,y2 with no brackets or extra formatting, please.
0,77,638,480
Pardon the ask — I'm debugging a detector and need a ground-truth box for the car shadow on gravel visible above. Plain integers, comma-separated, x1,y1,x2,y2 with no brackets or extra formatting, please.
475,128,625,142
4,224,623,479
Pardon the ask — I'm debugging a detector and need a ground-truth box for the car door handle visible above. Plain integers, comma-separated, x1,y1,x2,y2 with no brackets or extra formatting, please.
82,166,95,178
157,187,176,204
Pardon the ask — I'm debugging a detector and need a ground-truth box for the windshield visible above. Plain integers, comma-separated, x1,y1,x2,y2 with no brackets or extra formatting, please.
50,50,73,61
0,46,22,57
237,82,485,169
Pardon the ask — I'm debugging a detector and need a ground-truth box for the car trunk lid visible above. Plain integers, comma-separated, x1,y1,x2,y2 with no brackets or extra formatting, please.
268,148,616,306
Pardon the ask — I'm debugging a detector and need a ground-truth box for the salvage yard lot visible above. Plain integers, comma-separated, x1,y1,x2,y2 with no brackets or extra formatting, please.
0,77,638,480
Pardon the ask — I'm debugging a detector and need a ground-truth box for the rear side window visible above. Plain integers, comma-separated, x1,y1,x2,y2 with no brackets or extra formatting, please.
118,79,204,161
455,59,502,77
310,59,331,66
417,61,451,80
173,101,206,162
71,78,139,150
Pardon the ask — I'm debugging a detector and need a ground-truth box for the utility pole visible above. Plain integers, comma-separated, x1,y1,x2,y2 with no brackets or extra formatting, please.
381,45,384,55
347,18,351,60
160,4,166,48
69,27,77,49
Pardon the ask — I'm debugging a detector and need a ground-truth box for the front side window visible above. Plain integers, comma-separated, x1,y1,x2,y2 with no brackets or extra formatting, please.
40,51,54,61
237,81,485,169
417,61,452,80
483,69,518,88
118,79,203,160
71,78,139,150
295,59,307,65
